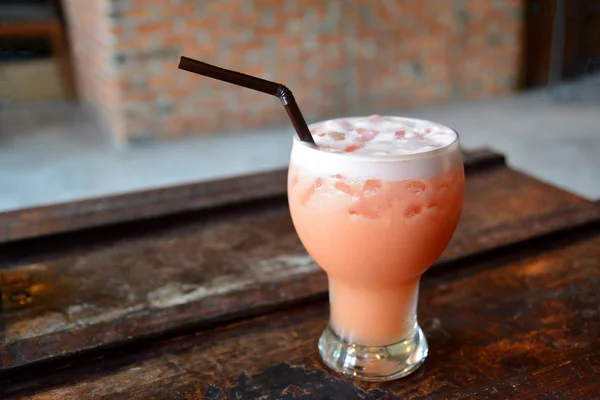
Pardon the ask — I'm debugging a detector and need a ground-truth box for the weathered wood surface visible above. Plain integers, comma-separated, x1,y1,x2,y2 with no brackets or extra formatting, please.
1,151,599,372
0,169,288,244
2,224,599,399
0,150,502,243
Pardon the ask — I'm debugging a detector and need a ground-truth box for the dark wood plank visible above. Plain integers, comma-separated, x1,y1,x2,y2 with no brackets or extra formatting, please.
2,228,599,399
1,162,599,371
0,150,503,243
0,169,288,243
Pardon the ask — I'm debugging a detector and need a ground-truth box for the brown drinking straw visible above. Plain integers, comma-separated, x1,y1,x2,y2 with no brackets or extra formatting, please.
178,56,315,144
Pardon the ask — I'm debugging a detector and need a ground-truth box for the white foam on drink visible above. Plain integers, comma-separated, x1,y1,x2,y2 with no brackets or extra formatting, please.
310,115,456,156
291,115,461,180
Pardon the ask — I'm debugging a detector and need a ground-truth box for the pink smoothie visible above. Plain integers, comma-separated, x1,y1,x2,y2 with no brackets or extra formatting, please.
288,115,464,346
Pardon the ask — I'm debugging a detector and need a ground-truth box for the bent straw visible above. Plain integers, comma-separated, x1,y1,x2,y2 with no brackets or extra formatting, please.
178,56,315,144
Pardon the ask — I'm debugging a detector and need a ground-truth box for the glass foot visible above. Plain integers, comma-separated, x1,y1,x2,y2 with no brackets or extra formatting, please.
318,323,428,381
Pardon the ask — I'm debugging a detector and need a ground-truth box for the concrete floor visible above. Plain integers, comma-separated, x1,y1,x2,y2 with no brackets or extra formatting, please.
1,87,599,212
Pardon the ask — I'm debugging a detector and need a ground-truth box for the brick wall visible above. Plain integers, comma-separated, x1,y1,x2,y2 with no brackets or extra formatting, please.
64,0,524,143
62,0,127,144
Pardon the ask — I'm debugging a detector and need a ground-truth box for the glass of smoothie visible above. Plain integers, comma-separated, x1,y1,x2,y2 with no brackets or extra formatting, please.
287,115,465,381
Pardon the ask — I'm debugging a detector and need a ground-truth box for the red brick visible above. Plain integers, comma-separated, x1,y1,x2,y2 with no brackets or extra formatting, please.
205,1,238,14
253,0,282,7
136,23,171,34
148,75,173,88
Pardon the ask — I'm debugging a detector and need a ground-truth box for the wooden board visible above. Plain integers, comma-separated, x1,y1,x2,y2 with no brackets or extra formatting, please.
2,219,599,399
0,150,599,373
0,150,504,243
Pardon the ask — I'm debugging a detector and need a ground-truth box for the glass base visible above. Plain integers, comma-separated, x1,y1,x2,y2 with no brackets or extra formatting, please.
318,323,428,382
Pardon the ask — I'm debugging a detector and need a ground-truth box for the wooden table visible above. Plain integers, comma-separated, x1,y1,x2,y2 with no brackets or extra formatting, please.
0,150,599,399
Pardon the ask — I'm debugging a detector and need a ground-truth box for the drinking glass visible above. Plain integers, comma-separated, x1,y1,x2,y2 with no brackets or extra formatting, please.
287,117,465,381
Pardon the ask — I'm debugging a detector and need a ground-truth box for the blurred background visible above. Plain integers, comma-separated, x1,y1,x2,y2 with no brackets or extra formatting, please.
0,0,599,211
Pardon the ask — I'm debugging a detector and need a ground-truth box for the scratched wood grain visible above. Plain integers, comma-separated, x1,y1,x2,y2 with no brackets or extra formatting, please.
2,226,599,399
0,150,503,243
0,152,599,371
